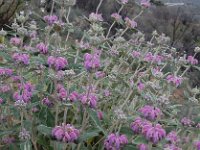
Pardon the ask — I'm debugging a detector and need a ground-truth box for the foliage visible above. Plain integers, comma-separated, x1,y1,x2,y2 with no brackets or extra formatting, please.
0,0,200,150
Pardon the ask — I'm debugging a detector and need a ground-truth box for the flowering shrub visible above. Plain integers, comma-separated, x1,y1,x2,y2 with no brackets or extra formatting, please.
0,0,200,150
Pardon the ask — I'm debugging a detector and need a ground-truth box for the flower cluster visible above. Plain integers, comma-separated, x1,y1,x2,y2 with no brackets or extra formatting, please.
144,52,164,64
12,53,30,65
56,84,68,101
111,13,122,21
52,124,80,142
84,53,101,71
141,0,151,8
0,84,11,93
69,91,79,102
187,56,198,65
10,37,21,46
142,123,166,144
79,93,97,108
125,17,137,29
44,15,58,25
0,68,13,76
194,141,200,150
89,13,103,22
166,75,183,87
181,117,194,127
47,56,68,70
13,82,34,103
131,117,150,134
139,105,161,121
104,133,128,150
166,131,180,144
36,42,48,54
138,144,149,150
42,97,54,107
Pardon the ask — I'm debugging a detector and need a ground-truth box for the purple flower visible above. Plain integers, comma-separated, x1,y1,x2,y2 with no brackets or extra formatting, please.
56,84,68,101
151,67,163,77
36,42,48,54
55,57,68,70
125,17,137,29
10,37,21,46
139,105,161,121
181,117,193,127
194,141,200,150
0,68,13,76
196,123,200,128
47,56,56,67
95,71,106,78
137,82,145,92
141,0,151,8
104,133,128,150
138,143,149,150
47,56,68,70
131,117,151,134
111,13,122,21
69,91,79,102
52,124,80,142
166,75,183,87
144,53,164,64
13,82,34,103
164,144,182,150
29,31,37,39
153,54,164,64
104,90,111,97
97,110,103,120
84,53,100,71
166,131,180,144
120,0,128,4
132,51,141,58
42,97,53,107
12,53,30,65
187,56,198,65
2,136,15,144
144,52,154,62
89,13,103,22
79,93,97,108
0,97,3,104
142,123,166,144
44,15,58,25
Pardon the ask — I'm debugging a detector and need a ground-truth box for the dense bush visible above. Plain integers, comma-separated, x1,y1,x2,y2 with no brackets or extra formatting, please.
0,0,200,150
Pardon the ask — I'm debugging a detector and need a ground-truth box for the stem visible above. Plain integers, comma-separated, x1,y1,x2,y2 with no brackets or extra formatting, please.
63,107,68,123
96,0,104,14
120,90,133,109
66,7,71,23
134,10,144,20
181,66,190,77
106,21,116,38
120,27,129,37
20,109,24,128
50,0,55,15
55,104,59,125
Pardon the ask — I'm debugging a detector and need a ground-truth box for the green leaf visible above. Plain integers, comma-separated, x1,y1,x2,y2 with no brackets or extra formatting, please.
123,144,137,150
0,131,13,137
86,108,107,135
0,51,12,62
20,141,32,150
120,127,134,138
50,140,68,150
133,135,148,144
78,128,101,142
37,124,52,136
